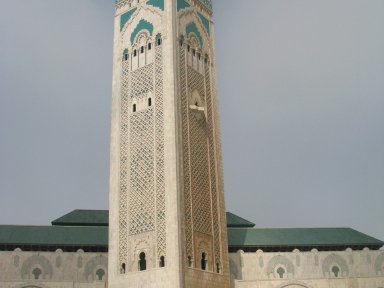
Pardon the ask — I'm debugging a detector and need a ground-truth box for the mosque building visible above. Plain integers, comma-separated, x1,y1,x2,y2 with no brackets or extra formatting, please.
0,0,383,287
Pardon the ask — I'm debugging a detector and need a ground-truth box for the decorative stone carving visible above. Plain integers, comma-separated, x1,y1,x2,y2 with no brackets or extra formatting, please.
322,254,349,277
21,255,53,280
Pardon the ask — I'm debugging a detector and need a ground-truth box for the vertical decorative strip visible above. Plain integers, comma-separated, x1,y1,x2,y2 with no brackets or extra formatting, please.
155,43,166,258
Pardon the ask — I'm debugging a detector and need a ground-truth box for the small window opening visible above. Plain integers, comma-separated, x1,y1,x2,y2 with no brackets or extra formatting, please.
121,263,126,274
187,45,190,52
277,267,285,279
124,53,128,61
192,49,196,56
32,267,42,280
139,252,147,271
134,49,137,57
159,256,165,267
148,43,152,50
197,53,201,60
216,263,220,273
157,38,162,46
188,256,193,268
133,104,137,113
205,56,209,64
201,252,207,271
180,39,183,47
148,98,152,107
96,268,105,280
332,266,340,277
140,46,144,54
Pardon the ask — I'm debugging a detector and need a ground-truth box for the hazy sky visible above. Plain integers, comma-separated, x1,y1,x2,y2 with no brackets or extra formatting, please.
0,1,383,242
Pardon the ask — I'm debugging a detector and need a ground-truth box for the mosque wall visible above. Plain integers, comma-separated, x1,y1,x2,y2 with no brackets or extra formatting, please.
0,251,108,288
1,249,384,287
229,249,384,288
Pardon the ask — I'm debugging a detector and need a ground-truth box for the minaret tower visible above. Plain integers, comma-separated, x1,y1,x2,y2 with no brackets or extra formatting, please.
108,0,230,287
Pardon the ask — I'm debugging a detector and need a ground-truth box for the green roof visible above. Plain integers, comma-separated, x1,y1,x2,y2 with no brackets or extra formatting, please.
227,227,384,250
0,226,382,251
226,212,255,228
1,210,382,252
52,210,109,227
0,225,108,247
51,210,254,228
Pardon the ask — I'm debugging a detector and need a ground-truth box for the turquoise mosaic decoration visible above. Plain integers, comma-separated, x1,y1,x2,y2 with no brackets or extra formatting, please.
177,0,212,12
177,0,190,11
186,22,203,47
198,12,210,35
120,8,137,31
147,0,164,11
130,19,154,44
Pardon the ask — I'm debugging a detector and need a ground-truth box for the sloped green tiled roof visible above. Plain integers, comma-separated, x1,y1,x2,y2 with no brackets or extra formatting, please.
0,225,382,251
0,225,108,247
227,227,384,250
52,210,109,227
1,210,383,252
226,212,255,228
51,210,254,228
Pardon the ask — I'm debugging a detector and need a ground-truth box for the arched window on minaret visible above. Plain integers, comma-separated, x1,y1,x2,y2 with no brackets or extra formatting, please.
137,34,147,68
188,256,193,268
159,256,165,268
186,36,201,71
201,252,207,271
120,263,126,274
123,49,129,61
139,252,146,271
216,262,221,273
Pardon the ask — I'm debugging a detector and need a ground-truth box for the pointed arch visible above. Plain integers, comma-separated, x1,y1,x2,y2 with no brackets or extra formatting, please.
178,9,211,52
186,22,203,47
277,282,313,288
131,19,154,45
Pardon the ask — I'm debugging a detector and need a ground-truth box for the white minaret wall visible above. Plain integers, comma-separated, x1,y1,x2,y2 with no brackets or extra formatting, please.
108,0,230,287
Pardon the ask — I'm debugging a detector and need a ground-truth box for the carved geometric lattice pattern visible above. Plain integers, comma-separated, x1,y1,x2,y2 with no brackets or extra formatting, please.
187,66,212,235
155,45,166,257
179,48,194,259
211,57,227,269
129,108,155,234
119,60,130,265
205,63,222,266
118,47,166,268
129,64,155,235
206,59,228,267
131,64,154,98
179,43,224,269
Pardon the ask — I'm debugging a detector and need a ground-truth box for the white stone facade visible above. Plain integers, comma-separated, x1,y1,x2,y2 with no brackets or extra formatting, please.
1,248,384,288
109,0,230,287
0,251,107,288
229,249,384,288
